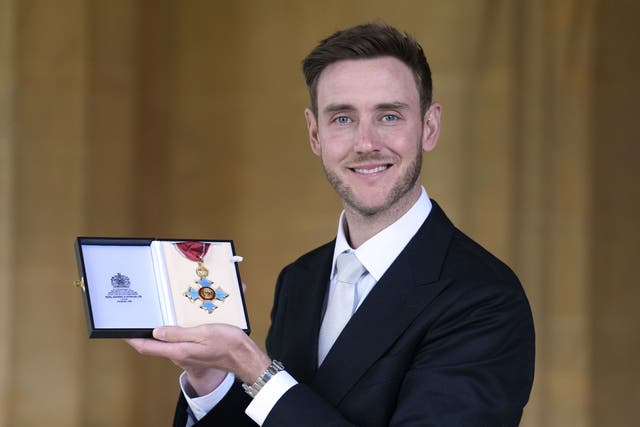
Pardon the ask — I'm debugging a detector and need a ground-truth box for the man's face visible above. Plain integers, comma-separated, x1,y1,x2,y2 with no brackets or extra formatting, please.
305,56,440,219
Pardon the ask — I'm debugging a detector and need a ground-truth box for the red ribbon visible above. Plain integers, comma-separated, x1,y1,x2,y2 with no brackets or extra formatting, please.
175,242,210,262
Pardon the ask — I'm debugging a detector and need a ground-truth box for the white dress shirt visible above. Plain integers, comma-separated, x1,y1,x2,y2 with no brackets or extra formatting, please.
183,187,432,426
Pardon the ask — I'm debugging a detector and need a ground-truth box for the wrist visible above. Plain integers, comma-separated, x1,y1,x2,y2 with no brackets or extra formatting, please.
242,359,286,398
231,335,272,384
185,368,227,397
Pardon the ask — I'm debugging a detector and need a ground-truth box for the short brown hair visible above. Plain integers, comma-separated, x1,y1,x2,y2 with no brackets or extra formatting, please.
302,22,433,116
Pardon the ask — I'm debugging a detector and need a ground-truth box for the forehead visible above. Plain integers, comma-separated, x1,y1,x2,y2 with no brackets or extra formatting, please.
315,57,420,111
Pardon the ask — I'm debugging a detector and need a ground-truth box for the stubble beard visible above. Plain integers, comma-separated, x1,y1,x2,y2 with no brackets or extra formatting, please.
322,149,423,218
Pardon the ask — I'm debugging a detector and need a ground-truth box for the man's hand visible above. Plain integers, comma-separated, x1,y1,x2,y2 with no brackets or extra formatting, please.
127,323,271,397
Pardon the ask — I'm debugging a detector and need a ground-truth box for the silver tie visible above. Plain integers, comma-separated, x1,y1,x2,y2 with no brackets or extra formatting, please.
318,251,366,365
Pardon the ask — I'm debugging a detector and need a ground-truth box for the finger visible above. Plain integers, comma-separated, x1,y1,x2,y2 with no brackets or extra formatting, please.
126,337,181,359
153,325,204,343
242,282,247,293
125,338,150,352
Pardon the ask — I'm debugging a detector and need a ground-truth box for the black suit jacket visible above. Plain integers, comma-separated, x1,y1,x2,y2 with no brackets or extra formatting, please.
175,201,535,426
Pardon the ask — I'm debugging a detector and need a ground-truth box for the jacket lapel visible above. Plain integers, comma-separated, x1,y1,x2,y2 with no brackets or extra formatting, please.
310,201,456,405
277,243,333,383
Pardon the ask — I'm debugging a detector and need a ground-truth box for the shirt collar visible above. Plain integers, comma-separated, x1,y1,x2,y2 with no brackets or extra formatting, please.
332,186,432,281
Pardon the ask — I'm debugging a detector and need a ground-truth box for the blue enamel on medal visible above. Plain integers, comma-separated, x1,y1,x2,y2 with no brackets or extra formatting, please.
176,242,229,314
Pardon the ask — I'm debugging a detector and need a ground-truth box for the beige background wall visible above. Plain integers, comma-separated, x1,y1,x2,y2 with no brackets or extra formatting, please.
1,1,638,426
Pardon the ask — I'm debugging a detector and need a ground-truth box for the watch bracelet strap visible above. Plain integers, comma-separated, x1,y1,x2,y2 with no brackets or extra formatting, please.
242,360,285,398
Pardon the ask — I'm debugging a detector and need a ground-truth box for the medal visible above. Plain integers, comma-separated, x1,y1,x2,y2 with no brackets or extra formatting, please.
176,242,229,313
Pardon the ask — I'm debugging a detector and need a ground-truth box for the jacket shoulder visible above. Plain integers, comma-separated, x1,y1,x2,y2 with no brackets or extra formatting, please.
281,240,335,274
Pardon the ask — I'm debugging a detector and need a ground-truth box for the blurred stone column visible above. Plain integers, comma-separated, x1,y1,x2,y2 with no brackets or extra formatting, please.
592,1,640,425
8,0,89,425
0,0,16,424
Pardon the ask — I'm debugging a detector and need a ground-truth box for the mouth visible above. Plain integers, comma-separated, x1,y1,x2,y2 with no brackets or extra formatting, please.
349,164,392,175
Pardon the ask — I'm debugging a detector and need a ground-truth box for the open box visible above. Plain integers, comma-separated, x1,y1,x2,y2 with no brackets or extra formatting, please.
74,237,249,338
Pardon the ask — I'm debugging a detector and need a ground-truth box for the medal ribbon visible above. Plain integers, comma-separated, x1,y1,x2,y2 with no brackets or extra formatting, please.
176,242,210,262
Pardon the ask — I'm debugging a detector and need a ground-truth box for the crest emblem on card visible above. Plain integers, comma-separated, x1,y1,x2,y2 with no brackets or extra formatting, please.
111,273,131,288
106,273,142,302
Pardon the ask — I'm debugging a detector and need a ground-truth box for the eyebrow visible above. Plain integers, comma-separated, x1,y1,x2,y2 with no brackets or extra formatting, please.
376,102,410,111
323,101,410,114
323,103,355,114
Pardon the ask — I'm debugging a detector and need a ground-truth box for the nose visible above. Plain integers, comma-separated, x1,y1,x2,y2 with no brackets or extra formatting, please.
353,122,380,153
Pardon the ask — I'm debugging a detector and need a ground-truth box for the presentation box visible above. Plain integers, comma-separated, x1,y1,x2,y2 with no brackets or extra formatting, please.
74,237,249,338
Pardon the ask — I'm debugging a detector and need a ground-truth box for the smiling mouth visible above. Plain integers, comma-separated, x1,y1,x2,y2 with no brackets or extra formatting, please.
351,164,391,175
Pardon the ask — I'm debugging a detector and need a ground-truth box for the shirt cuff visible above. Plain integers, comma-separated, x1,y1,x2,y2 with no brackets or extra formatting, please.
179,371,236,421
245,371,298,426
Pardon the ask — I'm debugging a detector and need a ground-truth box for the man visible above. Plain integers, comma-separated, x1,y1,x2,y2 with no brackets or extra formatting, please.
129,22,535,426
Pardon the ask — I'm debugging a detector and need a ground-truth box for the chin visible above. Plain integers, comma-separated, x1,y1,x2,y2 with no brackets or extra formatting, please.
346,197,395,217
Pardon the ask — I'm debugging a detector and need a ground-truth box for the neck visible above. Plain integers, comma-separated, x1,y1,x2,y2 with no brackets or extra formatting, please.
344,185,422,248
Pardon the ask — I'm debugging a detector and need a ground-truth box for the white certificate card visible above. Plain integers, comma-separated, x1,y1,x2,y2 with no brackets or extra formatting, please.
82,244,164,329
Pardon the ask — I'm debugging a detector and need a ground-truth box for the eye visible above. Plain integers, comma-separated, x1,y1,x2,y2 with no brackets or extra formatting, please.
382,114,399,122
334,115,352,125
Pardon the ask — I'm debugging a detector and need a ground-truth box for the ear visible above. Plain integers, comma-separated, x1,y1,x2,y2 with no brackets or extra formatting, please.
305,108,322,156
421,102,442,152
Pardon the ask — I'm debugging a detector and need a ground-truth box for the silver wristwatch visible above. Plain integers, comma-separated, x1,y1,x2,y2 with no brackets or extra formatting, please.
242,360,285,398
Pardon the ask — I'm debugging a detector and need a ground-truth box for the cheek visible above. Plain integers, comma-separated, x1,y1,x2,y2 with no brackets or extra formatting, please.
321,125,356,144
317,133,354,158
389,128,424,154
382,135,418,156
321,145,349,164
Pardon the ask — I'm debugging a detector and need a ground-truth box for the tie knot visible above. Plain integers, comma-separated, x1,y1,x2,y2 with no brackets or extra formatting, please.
335,251,365,285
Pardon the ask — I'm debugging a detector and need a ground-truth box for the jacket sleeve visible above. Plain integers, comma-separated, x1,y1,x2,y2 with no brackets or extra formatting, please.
173,379,257,427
